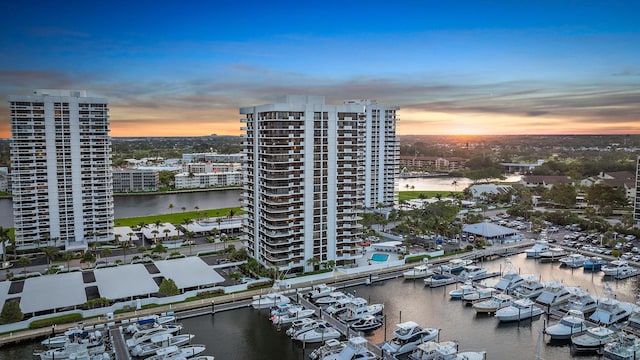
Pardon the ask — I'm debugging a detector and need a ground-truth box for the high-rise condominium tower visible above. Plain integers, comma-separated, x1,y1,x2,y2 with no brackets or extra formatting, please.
240,95,399,271
9,89,114,250
635,156,640,227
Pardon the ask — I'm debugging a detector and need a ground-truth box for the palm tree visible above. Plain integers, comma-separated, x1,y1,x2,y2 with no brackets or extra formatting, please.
181,218,193,239
0,227,10,268
181,206,186,212
63,251,74,271
306,257,321,271
42,246,58,266
227,209,235,221
127,232,135,246
18,256,31,275
151,229,160,244
119,241,129,263
163,229,171,242
452,180,458,192
168,203,174,214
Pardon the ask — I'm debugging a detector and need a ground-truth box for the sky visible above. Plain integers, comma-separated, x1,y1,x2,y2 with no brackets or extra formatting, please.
0,0,639,137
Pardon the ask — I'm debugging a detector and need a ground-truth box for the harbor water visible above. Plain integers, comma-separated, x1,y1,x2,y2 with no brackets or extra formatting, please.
3,253,636,359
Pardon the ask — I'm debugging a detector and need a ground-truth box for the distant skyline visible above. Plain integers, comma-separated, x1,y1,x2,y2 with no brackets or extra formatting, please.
1,0,639,138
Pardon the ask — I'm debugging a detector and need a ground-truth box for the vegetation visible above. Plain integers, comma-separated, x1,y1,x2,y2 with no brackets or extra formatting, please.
114,207,243,228
158,278,180,296
0,299,23,324
29,313,83,329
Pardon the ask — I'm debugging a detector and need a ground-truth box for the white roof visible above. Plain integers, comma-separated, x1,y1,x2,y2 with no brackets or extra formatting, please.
153,257,224,289
94,264,159,299
142,223,180,240
396,321,420,329
21,272,86,313
462,222,517,239
114,226,139,242
0,280,12,310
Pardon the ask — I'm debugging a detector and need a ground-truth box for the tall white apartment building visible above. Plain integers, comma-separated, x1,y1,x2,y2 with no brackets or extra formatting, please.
9,89,114,250
240,95,399,271
635,156,640,227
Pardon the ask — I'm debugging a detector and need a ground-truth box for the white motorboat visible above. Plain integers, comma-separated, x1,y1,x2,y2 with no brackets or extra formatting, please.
538,247,567,262
41,327,91,348
130,333,195,357
623,305,640,336
380,321,440,355
251,291,290,309
309,339,346,360
38,341,108,360
458,265,488,281
317,336,379,360
325,298,354,315
337,297,384,322
307,284,336,299
543,310,588,340
270,303,302,318
286,318,320,337
583,256,607,271
511,274,544,299
560,286,598,315
408,340,486,360
492,264,524,293
448,282,478,300
559,253,589,268
571,326,615,352
315,291,351,305
602,259,634,276
350,315,383,332
424,273,455,287
125,324,183,348
473,293,513,314
144,344,207,360
403,264,434,279
440,259,474,273
293,323,341,343
462,287,499,306
125,314,176,334
524,240,549,258
590,296,636,325
602,333,640,360
535,281,572,308
495,298,544,322
272,306,316,325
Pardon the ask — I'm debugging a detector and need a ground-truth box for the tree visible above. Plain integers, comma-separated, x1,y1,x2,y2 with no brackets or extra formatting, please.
63,251,74,270
81,251,96,267
119,241,129,263
163,229,171,242
127,232,135,246
101,247,112,260
0,227,10,267
158,278,180,296
168,203,174,214
42,246,59,265
18,256,31,275
0,300,23,324
306,257,321,271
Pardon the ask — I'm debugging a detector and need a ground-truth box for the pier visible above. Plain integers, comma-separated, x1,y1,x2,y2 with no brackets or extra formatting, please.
109,327,131,360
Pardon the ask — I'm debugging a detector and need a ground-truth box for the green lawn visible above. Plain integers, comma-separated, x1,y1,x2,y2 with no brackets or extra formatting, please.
397,191,461,201
114,207,243,227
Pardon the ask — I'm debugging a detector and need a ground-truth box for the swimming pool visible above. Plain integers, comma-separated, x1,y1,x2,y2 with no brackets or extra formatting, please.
370,253,389,262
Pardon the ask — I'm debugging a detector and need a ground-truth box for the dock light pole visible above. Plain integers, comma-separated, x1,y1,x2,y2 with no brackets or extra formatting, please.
211,300,215,316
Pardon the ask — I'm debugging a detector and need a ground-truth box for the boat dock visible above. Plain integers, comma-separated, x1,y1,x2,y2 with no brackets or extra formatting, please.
109,327,131,360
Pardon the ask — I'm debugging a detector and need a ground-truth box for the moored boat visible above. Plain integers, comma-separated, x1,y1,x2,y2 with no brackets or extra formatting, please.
524,240,549,258
571,326,616,352
440,259,474,274
144,344,207,360
350,315,383,332
251,291,290,309
602,259,634,277
458,265,488,281
535,281,572,308
473,293,513,314
130,333,195,357
462,287,499,306
448,282,478,300
403,264,434,279
602,333,640,360
424,273,455,287
293,323,341,343
543,309,588,340
380,321,440,355
495,298,544,322
583,256,607,271
316,336,380,360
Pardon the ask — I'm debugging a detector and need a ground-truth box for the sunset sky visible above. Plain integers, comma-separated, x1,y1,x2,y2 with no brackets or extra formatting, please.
1,1,639,137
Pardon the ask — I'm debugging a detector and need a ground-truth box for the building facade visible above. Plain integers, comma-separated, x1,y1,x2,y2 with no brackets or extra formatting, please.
112,169,159,192
9,89,114,250
635,156,640,227
240,95,399,271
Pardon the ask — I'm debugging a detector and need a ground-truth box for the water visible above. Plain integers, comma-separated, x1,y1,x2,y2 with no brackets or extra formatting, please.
397,174,522,193
0,190,242,228
4,253,637,359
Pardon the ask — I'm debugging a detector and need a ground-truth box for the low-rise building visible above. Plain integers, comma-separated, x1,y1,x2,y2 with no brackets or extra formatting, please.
174,171,242,189
521,175,573,189
112,169,159,192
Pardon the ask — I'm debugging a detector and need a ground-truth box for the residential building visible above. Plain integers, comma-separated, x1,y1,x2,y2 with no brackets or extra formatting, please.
182,153,246,163
635,156,640,226
9,89,114,250
399,156,467,171
112,169,159,192
0,167,8,193
174,171,242,189
581,171,636,200
240,95,399,271
521,175,573,189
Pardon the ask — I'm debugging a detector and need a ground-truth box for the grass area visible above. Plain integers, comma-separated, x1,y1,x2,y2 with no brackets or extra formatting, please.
113,207,243,227
29,313,83,329
398,190,461,201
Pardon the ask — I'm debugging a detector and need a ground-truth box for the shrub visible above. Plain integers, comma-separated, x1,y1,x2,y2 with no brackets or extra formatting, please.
29,313,82,329
0,299,23,324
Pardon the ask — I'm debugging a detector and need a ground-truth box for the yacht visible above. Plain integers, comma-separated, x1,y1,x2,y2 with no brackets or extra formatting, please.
524,240,550,258
293,323,341,343
571,326,616,352
495,298,544,322
38,340,108,360
535,281,572,308
462,287,499,306
125,324,183,348
543,310,588,340
590,296,636,325
380,321,440,355
403,264,434,279
538,247,567,262
622,305,640,336
309,339,346,360
316,336,380,360
130,333,195,357
602,333,640,360
251,291,290,309
408,340,486,360
602,259,636,277
440,259,474,273
583,256,607,271
325,298,356,315
307,284,336,300
473,293,514,314
424,273,455,287
286,318,320,337
560,286,598,315
337,297,384,322
559,253,589,268
511,274,544,299
271,306,316,325
41,327,91,348
350,315,384,332
448,282,478,300
144,344,207,360
315,291,351,306
270,303,302,318
458,265,488,281
492,264,524,293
